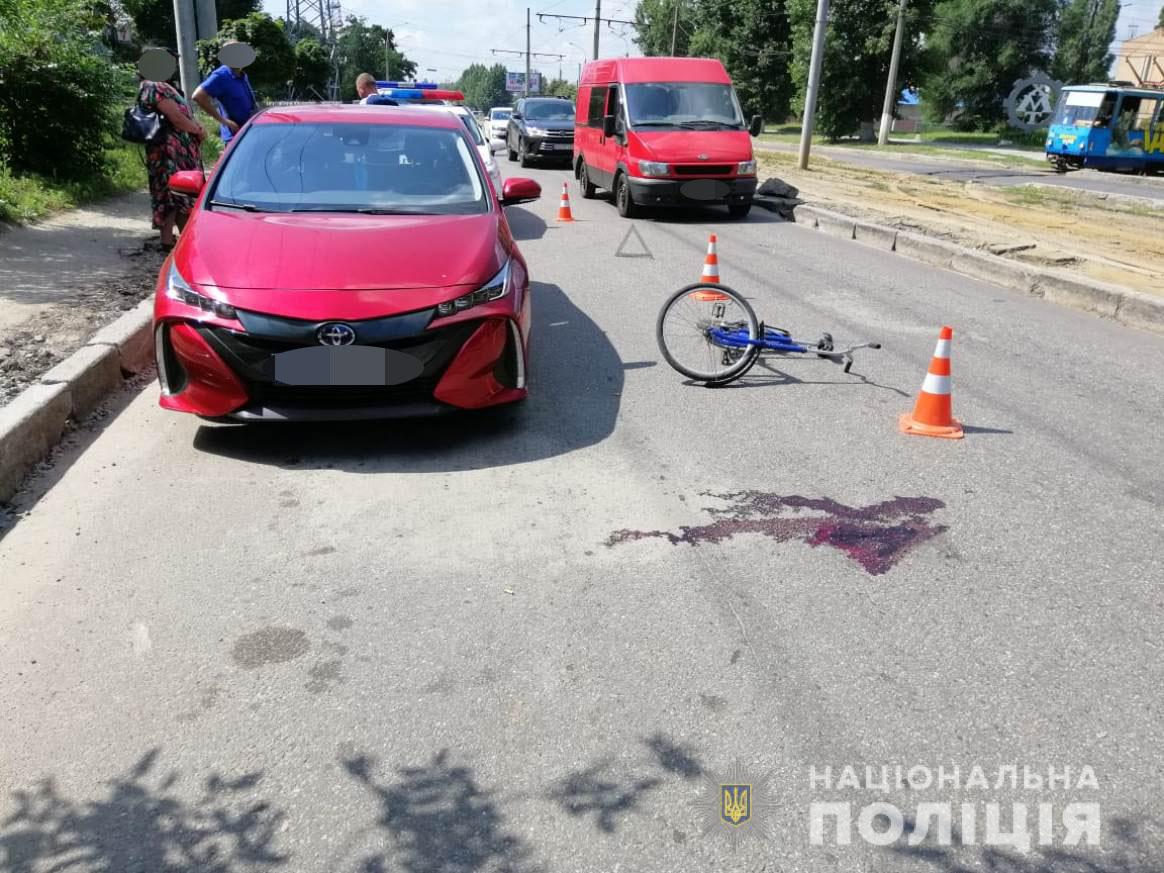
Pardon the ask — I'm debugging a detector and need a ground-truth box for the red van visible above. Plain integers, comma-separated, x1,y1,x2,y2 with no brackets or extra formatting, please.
574,57,763,219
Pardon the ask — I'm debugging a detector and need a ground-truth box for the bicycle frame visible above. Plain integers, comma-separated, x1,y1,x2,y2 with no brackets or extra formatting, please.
708,324,880,373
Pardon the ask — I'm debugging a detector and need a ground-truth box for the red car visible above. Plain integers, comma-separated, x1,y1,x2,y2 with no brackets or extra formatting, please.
153,104,542,421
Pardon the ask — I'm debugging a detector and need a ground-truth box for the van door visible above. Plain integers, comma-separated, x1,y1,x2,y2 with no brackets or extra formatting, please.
605,84,628,183
584,84,615,188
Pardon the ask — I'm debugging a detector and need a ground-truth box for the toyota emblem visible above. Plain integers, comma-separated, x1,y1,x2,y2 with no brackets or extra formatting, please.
316,322,357,346
698,153,709,161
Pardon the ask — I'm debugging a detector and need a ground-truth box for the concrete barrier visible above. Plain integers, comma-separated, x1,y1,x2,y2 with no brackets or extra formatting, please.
814,209,856,240
88,299,155,374
951,251,1038,295
40,344,122,420
893,232,964,270
853,220,898,251
1035,272,1123,319
0,382,72,503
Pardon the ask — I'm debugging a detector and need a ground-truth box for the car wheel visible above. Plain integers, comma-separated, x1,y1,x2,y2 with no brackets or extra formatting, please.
507,135,517,162
728,203,752,219
579,161,597,198
519,139,533,168
615,172,638,218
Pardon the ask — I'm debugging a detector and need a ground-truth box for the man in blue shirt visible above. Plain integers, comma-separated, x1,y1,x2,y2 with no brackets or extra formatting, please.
192,41,257,142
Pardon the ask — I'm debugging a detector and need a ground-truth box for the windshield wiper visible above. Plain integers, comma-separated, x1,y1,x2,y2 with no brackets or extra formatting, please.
677,120,742,130
632,121,679,128
209,199,266,211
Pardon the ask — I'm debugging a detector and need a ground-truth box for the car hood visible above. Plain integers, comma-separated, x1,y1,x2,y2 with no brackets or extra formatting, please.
630,130,752,164
177,209,510,320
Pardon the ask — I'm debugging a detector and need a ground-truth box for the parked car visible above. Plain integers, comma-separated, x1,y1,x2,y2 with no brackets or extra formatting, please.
506,97,575,167
488,107,511,142
153,104,541,421
573,57,763,218
413,103,503,193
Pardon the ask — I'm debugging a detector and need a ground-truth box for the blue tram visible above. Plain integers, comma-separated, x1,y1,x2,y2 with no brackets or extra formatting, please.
1044,83,1164,174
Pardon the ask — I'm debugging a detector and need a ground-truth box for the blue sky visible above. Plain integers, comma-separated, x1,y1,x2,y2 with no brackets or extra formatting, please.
259,0,1162,84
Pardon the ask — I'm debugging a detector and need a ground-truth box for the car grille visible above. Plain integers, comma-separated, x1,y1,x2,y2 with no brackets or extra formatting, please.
196,318,482,409
544,129,574,140
674,165,732,176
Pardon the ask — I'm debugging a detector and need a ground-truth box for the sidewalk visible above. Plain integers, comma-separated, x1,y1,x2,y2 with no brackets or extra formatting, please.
0,191,163,405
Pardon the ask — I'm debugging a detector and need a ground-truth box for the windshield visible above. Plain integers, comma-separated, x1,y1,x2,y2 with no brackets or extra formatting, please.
625,82,744,129
1052,90,1110,126
524,101,574,121
490,109,511,120
210,122,487,215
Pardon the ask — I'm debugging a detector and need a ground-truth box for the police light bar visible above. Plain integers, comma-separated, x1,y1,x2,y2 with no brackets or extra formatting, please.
375,81,439,90
378,88,465,101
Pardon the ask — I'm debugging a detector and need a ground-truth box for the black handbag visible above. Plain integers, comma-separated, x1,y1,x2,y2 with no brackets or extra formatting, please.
121,104,165,145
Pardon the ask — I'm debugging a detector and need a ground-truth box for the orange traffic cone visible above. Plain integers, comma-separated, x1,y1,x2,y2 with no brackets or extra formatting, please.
692,234,729,301
899,326,964,439
557,182,575,222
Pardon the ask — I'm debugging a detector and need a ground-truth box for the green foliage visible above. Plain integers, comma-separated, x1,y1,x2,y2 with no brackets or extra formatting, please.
335,15,416,101
455,63,510,110
0,0,135,180
542,78,578,101
292,36,330,98
922,0,1059,130
1052,0,1119,84
0,143,144,224
790,0,932,139
121,0,260,46
687,0,794,122
196,12,295,100
633,0,692,55
1159,3,1163,29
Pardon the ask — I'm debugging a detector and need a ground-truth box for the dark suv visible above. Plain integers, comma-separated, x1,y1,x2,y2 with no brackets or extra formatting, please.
506,97,575,167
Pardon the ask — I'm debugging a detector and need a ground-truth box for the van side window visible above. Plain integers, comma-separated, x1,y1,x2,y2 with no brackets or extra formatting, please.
588,86,608,128
608,85,623,133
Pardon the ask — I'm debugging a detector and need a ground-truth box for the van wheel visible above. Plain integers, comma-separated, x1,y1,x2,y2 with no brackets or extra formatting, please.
728,203,752,219
614,173,638,218
579,162,597,198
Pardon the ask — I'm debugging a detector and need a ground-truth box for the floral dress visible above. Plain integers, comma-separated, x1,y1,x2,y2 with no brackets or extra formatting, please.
138,80,202,228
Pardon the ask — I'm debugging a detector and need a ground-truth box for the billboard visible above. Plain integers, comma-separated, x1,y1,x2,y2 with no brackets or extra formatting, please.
505,71,541,94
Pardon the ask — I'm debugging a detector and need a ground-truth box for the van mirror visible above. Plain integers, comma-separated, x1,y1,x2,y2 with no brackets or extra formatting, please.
602,114,616,137
749,115,764,137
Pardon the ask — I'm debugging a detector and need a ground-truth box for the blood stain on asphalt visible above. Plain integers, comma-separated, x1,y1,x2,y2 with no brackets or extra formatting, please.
605,491,947,576
232,627,310,668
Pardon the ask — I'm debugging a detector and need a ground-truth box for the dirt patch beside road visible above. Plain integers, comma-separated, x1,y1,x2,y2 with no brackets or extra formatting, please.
760,152,1164,296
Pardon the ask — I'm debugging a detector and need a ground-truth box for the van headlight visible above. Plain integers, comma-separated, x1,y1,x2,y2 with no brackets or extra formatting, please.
737,159,757,175
165,262,238,321
638,160,669,177
436,260,510,316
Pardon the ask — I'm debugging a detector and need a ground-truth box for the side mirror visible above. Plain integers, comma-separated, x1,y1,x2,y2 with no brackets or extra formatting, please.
168,170,205,195
749,115,764,137
511,111,522,120
500,177,541,206
603,114,616,137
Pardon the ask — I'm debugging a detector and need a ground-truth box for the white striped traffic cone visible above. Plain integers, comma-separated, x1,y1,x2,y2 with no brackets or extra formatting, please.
557,182,574,222
899,325,964,439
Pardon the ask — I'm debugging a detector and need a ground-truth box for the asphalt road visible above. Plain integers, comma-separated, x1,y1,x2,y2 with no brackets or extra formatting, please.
760,140,1164,203
2,162,1163,873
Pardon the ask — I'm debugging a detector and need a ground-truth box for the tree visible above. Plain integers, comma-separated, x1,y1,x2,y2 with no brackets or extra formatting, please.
542,77,578,100
922,0,1059,130
334,15,415,101
121,0,259,45
1158,3,1163,29
292,36,329,99
455,63,509,110
196,12,295,100
633,0,692,55
1053,0,1119,83
790,0,932,139
688,0,794,122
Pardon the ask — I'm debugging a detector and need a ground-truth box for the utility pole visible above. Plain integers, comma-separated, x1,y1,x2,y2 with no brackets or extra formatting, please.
877,0,906,146
194,0,216,40
797,0,829,169
172,0,199,98
385,32,391,80
671,0,679,55
526,7,531,96
594,0,601,59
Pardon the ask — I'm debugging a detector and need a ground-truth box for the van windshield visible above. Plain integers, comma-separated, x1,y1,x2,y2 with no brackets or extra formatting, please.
625,82,744,130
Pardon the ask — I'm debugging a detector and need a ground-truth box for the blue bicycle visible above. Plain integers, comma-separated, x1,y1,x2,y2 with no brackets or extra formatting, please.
656,283,881,386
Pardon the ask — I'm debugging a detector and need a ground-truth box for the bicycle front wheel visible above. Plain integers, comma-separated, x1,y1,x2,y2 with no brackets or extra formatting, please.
656,283,760,384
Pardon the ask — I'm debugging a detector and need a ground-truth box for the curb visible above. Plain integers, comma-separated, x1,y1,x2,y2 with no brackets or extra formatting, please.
0,298,154,504
792,204,1164,335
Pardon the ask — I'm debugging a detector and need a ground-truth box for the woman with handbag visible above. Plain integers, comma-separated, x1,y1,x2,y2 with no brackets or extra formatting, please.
135,50,206,250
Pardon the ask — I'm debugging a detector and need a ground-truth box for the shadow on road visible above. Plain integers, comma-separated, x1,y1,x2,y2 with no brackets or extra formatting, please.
0,748,286,873
343,749,543,873
191,281,623,473
505,205,547,242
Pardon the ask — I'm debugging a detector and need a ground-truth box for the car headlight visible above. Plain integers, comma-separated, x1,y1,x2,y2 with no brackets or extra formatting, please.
527,126,548,136
737,159,757,175
638,160,669,177
165,262,238,320
436,260,510,317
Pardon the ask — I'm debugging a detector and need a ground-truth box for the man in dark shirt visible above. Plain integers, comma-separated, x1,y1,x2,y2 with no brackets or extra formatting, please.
193,41,257,142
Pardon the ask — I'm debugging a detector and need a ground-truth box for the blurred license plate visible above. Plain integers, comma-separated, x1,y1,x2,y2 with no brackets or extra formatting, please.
543,143,570,151
272,346,423,386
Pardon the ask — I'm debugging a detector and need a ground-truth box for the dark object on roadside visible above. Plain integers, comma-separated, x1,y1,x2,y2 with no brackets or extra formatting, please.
121,104,165,145
757,177,799,199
